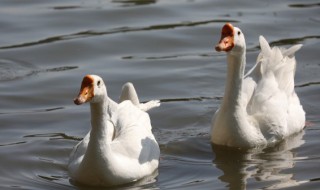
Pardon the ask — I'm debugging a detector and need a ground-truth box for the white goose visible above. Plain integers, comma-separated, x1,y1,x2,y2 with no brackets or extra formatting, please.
211,23,305,148
68,75,160,186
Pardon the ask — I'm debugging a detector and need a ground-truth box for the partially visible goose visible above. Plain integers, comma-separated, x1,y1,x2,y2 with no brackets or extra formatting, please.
211,23,305,148
68,75,160,186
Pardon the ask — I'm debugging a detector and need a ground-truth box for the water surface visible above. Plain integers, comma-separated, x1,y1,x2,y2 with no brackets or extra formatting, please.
0,0,320,189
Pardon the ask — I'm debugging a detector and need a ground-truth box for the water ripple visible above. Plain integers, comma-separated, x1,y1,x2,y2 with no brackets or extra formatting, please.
0,107,64,115
0,19,238,50
296,81,320,88
44,66,78,72
289,3,320,8
0,141,27,147
270,35,320,46
113,0,157,7
52,6,82,10
0,59,77,82
123,51,215,60
24,133,82,141
0,59,37,82
159,96,221,103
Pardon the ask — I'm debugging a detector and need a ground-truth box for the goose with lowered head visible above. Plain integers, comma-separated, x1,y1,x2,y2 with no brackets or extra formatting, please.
68,75,160,186
211,23,305,148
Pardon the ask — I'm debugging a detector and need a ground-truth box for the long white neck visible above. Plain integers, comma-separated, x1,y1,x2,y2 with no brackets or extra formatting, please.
88,94,119,142
84,94,117,161
220,51,246,112
79,92,119,174
89,98,109,141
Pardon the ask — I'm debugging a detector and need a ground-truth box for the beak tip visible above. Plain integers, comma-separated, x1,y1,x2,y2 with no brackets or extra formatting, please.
215,45,222,52
74,98,83,105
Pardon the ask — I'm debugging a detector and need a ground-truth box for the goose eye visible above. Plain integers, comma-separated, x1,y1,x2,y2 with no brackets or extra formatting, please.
97,80,101,87
237,31,241,36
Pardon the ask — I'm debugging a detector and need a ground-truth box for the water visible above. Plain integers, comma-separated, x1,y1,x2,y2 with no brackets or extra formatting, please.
0,0,319,189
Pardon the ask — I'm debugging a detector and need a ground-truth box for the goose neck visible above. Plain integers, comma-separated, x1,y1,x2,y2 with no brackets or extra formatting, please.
221,52,246,111
89,97,110,140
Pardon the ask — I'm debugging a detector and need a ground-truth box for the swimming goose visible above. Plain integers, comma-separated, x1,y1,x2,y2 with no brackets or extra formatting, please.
68,75,160,186
211,23,305,148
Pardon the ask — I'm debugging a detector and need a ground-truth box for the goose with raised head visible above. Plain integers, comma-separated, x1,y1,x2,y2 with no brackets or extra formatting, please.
211,23,305,148
68,75,160,186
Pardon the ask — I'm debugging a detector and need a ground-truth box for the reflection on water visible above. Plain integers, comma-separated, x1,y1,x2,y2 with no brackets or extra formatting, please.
213,131,306,190
71,170,158,190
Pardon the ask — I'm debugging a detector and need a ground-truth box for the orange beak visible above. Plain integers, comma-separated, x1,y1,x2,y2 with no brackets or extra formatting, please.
74,75,94,105
215,23,235,52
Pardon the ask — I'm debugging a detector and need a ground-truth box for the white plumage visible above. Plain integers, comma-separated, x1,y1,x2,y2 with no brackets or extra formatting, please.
211,23,305,148
68,75,160,186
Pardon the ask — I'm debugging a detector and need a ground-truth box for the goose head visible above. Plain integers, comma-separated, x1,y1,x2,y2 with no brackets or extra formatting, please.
215,23,246,55
74,75,107,105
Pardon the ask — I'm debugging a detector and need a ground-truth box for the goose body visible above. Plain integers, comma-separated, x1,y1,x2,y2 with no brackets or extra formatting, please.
68,75,160,186
211,23,305,148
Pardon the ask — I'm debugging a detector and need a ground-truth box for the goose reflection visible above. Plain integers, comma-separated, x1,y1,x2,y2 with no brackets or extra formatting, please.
212,131,306,190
